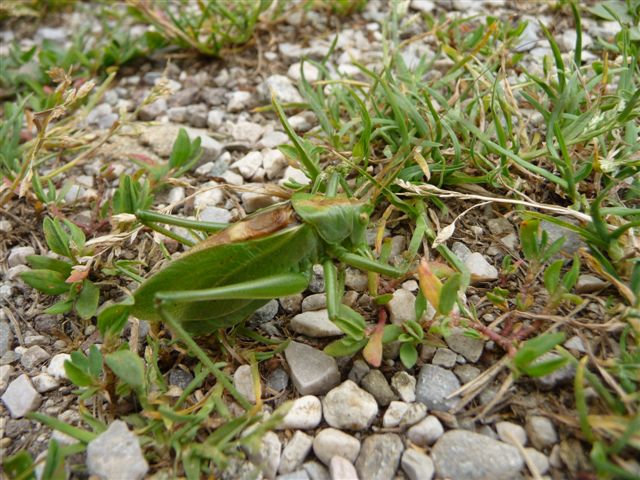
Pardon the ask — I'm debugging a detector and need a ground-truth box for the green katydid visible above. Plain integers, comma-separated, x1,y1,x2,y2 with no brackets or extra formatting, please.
129,191,407,342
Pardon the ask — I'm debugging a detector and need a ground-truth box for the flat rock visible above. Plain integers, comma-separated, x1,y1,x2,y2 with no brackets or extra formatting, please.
391,371,416,402
234,365,257,404
401,449,435,480
329,456,358,480
526,415,558,450
47,353,70,379
445,329,484,362
355,433,404,480
301,293,326,312
399,402,428,429
322,380,378,430
0,364,12,393
496,421,528,446
407,415,444,446
258,131,290,149
303,461,330,480
313,428,360,465
246,430,281,480
453,364,481,384
387,289,416,324
32,373,59,393
8,246,35,267
347,359,370,384
465,252,498,281
227,91,253,112
361,369,397,406
290,310,343,338
415,365,461,411
278,469,310,480
0,320,12,357
267,368,289,393
382,401,410,428
285,342,340,396
432,348,457,368
1,374,42,418
20,346,50,370
280,431,313,474
540,218,585,256
86,420,149,480
432,430,523,480
278,395,322,430
258,75,304,104
576,274,607,293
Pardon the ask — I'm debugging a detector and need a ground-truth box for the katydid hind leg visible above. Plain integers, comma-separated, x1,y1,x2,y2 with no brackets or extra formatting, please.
155,273,309,304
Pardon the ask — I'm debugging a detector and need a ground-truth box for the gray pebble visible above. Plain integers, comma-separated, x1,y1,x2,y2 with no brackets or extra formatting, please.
355,433,404,480
415,364,461,411
285,341,340,396
432,430,523,480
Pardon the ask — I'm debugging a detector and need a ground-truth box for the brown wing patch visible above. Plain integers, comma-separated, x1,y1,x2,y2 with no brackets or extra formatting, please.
186,204,298,255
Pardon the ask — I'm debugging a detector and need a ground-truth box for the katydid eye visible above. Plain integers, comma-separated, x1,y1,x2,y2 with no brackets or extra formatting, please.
359,213,369,224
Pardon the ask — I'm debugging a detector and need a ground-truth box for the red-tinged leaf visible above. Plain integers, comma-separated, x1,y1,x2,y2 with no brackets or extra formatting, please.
363,310,386,367
418,258,442,312
66,267,89,284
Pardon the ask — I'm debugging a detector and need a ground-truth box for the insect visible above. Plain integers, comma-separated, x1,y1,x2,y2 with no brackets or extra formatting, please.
129,192,407,339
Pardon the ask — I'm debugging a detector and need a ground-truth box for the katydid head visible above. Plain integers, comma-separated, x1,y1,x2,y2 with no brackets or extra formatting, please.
291,193,371,247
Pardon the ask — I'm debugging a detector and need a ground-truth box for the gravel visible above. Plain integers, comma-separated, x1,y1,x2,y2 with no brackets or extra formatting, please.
278,395,322,430
360,369,397,407
355,433,404,480
431,430,524,480
86,420,149,480
322,380,379,431
290,310,343,337
415,364,461,411
285,342,340,396
313,428,361,466
407,415,444,446
279,431,314,475
401,449,435,480
1,373,42,418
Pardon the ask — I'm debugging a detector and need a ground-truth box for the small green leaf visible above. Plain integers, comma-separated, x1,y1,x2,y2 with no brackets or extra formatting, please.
97,298,133,337
43,217,71,258
543,260,563,293
26,255,72,276
415,290,427,319
374,293,393,305
513,332,566,373
105,350,145,394
64,360,93,387
45,300,73,315
521,355,569,377
405,320,424,340
399,343,418,368
76,281,99,320
88,345,103,378
2,450,35,480
169,128,191,169
438,273,461,315
62,219,86,253
382,324,402,343
520,219,539,261
20,270,69,295
324,337,368,357
562,255,581,291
